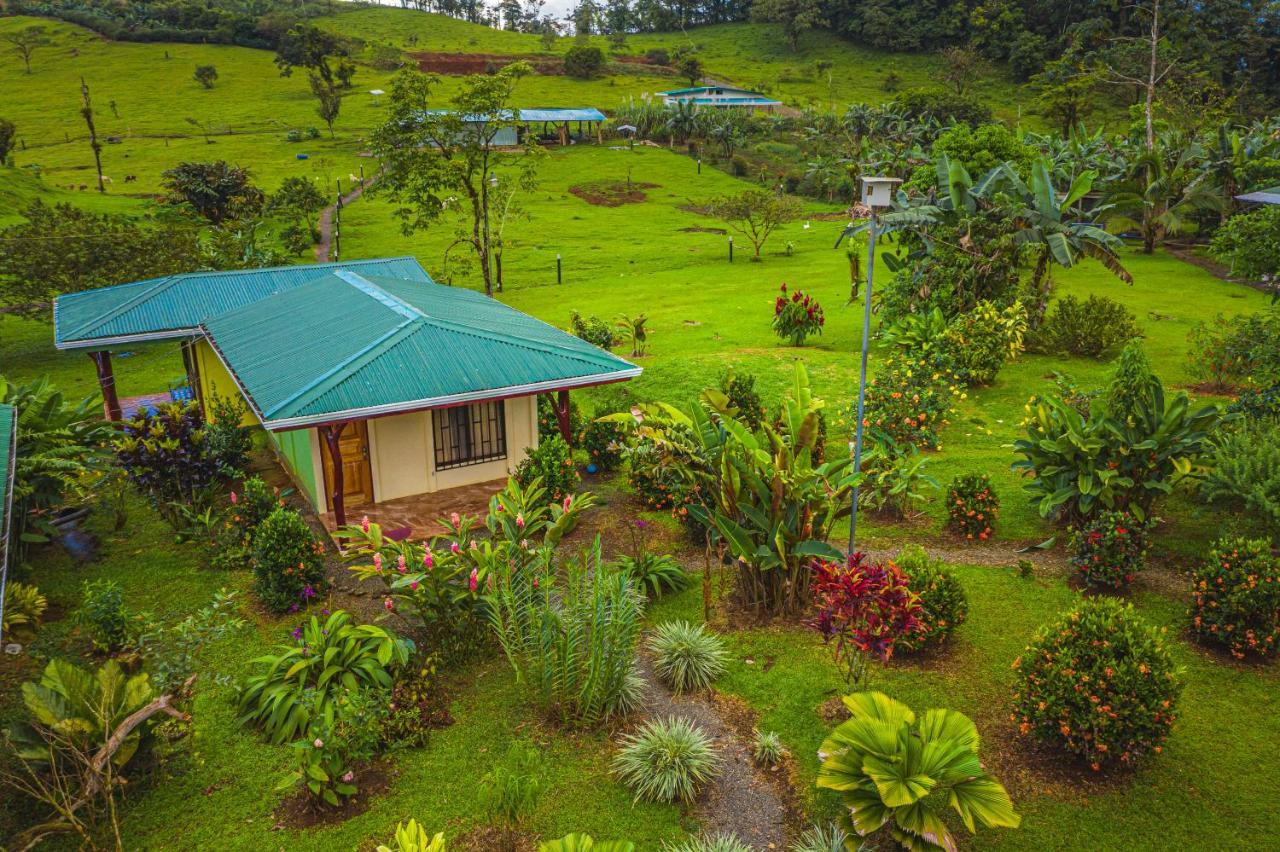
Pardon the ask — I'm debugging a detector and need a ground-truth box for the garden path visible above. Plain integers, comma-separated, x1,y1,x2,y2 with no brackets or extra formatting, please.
636,654,789,850
315,177,373,263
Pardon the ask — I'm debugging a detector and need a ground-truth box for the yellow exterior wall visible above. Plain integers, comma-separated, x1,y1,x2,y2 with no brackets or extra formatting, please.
193,340,257,427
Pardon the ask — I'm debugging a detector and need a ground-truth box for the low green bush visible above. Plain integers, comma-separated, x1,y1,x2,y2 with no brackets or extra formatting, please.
1200,417,1280,533
894,544,968,652
514,434,579,504
662,835,749,852
482,741,547,831
946,472,999,540
1190,537,1280,659
1032,294,1141,358
942,300,1027,385
251,505,326,613
1209,205,1280,282
1012,598,1182,770
718,369,765,432
1069,510,1150,591
284,687,385,807
752,730,785,767
204,394,254,476
1186,306,1280,391
570,310,615,350
860,351,960,449
648,620,727,693
772,284,825,346
612,716,719,803
610,519,691,598
77,578,132,652
788,823,848,852
580,416,626,471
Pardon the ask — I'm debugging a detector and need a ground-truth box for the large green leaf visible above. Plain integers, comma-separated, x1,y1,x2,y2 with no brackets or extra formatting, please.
948,776,1022,832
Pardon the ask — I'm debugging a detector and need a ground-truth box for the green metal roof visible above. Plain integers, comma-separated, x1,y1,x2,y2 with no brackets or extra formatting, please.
54,257,433,349
0,403,15,643
199,270,640,430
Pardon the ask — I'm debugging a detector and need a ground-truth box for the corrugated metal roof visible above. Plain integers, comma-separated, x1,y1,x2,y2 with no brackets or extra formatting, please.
658,86,771,97
0,403,15,643
200,271,640,429
1236,185,1280,204
418,108,606,123
54,257,433,348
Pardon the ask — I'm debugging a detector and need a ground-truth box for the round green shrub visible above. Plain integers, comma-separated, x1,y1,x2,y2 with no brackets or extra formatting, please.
1069,510,1150,591
252,505,326,613
1190,537,1280,659
945,472,999,540
1032,294,1141,359
537,393,583,442
580,416,626,471
513,433,580,504
613,716,719,803
648,620,726,693
1012,597,1182,770
894,544,968,652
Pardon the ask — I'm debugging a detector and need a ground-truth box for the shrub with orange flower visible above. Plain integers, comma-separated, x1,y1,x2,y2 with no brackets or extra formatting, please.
859,351,959,449
1190,536,1280,659
1069,510,1149,591
946,472,999,540
1012,597,1181,770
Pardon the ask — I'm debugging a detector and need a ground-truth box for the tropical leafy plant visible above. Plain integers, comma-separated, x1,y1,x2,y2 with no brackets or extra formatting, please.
662,835,749,852
809,554,922,686
752,730,786,767
879,307,948,354
858,442,939,520
113,401,221,515
649,621,727,693
513,434,579,504
941,300,1027,385
615,313,649,356
76,579,132,652
610,519,691,598
236,610,414,744
945,473,999,540
772,283,826,346
482,740,547,840
489,537,644,726
1200,416,1280,533
1012,598,1182,770
2,581,48,640
788,823,849,852
378,820,448,852
816,691,1020,850
893,545,967,652
1031,294,1141,358
251,505,326,613
612,716,720,804
540,835,635,852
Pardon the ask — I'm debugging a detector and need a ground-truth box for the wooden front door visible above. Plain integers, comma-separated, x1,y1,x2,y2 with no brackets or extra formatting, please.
321,420,373,510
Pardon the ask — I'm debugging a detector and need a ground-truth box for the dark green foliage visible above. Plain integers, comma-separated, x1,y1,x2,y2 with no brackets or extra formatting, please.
718,369,765,432
570,310,616,349
1012,598,1182,770
1032,295,1142,358
564,45,607,78
892,89,992,126
895,544,968,651
1200,417,1280,533
1210,206,1280,282
204,395,254,476
514,434,580,504
193,64,218,88
251,505,326,613
114,401,220,509
1190,537,1280,659
161,161,265,224
1229,384,1280,420
378,653,449,748
1187,307,1280,391
236,609,413,744
906,123,1034,192
1104,342,1157,424
0,117,16,164
946,473,999,540
581,416,626,471
76,579,132,652
1069,510,1150,591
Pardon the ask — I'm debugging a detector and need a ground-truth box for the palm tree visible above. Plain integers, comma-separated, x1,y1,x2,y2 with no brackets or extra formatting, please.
1102,132,1222,253
663,100,697,147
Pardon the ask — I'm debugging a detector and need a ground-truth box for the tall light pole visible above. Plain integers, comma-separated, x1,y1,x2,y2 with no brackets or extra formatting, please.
847,176,900,555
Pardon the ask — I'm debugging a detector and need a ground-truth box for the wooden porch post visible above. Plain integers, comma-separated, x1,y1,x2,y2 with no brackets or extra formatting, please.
555,389,573,446
559,122,568,145
596,122,602,144
321,423,348,527
180,339,203,412
89,351,122,421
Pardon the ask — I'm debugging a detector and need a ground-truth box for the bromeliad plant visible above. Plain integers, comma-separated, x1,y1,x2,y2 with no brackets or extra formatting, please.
772,283,825,346
816,692,1020,851
608,519,691,598
697,364,855,617
338,477,593,653
488,536,645,727
236,609,414,744
809,553,922,686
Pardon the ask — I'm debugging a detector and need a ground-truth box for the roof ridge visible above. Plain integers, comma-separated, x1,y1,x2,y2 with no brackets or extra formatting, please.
334,270,427,321
412,304,633,370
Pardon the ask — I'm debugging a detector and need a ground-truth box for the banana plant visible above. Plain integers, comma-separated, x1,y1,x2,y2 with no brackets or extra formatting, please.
817,691,1020,851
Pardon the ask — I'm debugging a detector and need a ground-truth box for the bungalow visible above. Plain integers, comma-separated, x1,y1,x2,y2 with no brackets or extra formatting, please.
657,86,781,112
0,403,14,642
53,258,640,529
420,108,608,146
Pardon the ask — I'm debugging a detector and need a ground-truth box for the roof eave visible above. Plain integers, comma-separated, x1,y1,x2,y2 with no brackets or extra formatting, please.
54,328,202,351
264,366,644,432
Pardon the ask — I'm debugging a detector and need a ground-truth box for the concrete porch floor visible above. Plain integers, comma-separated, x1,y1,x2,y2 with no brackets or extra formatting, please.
317,478,508,540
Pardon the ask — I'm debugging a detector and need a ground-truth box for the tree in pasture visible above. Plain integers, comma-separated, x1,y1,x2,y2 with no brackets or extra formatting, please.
268,177,328,241
372,64,545,297
538,19,560,51
274,23,349,89
677,54,704,86
563,45,606,78
77,77,105,193
750,0,825,51
705,189,805,259
161,161,265,225
310,74,342,137
193,65,218,89
1033,65,1100,137
0,118,16,165
5,25,51,75
1102,132,1222,253
0,201,200,313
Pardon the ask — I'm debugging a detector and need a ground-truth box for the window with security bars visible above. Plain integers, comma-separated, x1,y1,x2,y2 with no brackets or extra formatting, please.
432,401,507,470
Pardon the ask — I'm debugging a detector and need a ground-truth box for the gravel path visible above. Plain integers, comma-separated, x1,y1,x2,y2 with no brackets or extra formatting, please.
314,178,373,263
636,655,788,850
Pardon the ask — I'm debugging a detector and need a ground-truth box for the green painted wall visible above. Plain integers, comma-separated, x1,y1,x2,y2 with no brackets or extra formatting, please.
268,428,320,509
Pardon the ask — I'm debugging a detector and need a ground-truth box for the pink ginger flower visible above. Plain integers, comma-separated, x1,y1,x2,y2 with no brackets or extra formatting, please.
313,738,324,748
423,549,434,570
383,597,394,611
361,516,370,533
563,495,572,511
372,552,383,572
450,512,461,528
409,580,419,591
450,542,461,554
229,491,238,505
516,513,525,529
397,555,407,573
468,567,478,592
341,771,355,783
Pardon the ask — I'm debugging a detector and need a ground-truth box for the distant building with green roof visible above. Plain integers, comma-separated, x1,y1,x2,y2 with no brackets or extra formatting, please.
0,404,16,643
54,259,640,528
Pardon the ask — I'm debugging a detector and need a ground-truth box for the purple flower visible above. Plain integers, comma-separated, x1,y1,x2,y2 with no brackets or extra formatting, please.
302,585,316,600
635,519,649,530
291,627,303,641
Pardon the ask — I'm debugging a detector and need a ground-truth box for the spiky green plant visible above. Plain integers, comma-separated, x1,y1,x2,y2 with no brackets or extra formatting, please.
789,823,851,852
752,729,785,767
540,835,635,852
611,552,691,598
649,620,727,694
612,716,719,803
661,833,749,852
817,692,1019,851
488,536,645,726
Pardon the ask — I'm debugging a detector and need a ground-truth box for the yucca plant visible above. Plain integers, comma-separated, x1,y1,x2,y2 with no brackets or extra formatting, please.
752,730,785,767
661,833,750,852
649,620,727,694
377,820,447,852
236,609,414,743
488,536,644,727
789,823,850,852
817,692,1019,851
612,716,719,803
540,834,635,852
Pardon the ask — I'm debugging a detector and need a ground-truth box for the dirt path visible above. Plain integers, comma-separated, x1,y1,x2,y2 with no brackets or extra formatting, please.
314,179,373,263
636,654,789,849
1165,243,1274,295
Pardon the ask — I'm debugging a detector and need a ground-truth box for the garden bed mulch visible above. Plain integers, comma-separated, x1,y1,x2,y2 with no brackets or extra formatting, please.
273,759,395,829
635,653,795,849
569,180,660,207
